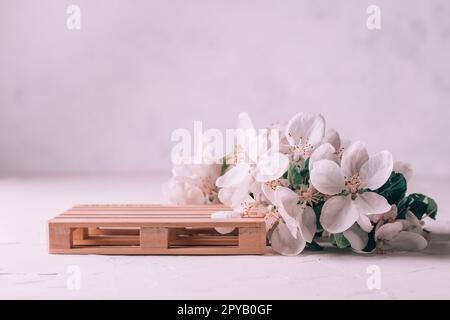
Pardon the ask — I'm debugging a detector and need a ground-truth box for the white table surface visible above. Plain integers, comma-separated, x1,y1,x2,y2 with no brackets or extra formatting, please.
1,174,449,299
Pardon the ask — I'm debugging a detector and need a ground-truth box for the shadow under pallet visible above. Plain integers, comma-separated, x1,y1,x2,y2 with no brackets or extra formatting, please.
48,204,267,255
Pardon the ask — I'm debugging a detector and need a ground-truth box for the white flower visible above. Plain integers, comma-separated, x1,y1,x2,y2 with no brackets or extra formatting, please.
308,129,350,171
162,177,206,204
216,112,289,207
310,141,393,234
283,112,326,161
211,197,253,234
260,179,289,205
212,193,274,234
375,212,429,251
269,187,317,256
370,204,398,225
309,143,340,171
162,163,221,204
393,161,413,182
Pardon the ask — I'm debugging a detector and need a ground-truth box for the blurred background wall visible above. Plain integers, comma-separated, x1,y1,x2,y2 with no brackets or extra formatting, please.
1,0,449,176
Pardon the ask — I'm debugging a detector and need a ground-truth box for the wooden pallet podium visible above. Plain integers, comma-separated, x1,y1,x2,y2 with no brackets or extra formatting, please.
48,205,266,255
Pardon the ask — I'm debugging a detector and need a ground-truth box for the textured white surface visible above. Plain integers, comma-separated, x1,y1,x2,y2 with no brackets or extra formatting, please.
1,0,450,176
0,175,449,299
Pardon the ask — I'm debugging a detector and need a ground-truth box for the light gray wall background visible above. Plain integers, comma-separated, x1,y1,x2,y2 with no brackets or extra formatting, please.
1,0,449,176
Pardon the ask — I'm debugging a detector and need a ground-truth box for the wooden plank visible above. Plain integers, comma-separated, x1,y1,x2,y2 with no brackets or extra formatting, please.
58,213,224,218
140,227,169,249
74,236,140,246
63,210,223,213
88,227,139,236
73,235,238,246
51,246,260,255
48,219,262,227
72,204,228,211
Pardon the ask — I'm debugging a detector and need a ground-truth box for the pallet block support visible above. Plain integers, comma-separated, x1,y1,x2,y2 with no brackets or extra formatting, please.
141,227,169,249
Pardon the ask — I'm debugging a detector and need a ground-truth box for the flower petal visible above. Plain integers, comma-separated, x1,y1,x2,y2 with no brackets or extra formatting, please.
275,187,300,217
323,129,341,151
357,214,373,233
249,181,264,202
341,141,369,178
275,186,301,238
285,113,326,147
320,195,360,233
298,206,317,243
404,211,424,233
261,183,277,205
211,211,241,234
233,194,256,214
354,192,391,216
405,211,421,227
270,222,306,256
375,221,404,241
360,151,393,190
308,143,338,171
162,179,205,205
343,224,369,251
310,160,345,195
216,163,251,188
230,174,254,207
237,112,255,130
393,161,413,182
255,152,289,182
217,187,234,206
389,231,428,251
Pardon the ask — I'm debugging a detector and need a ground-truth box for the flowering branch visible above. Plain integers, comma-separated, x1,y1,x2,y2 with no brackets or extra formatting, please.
163,112,438,256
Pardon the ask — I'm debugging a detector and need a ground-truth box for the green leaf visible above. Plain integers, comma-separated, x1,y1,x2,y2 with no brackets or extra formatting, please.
375,172,407,205
287,159,309,188
313,201,324,233
218,155,231,176
333,233,351,248
306,240,323,251
362,229,376,253
220,161,229,176
397,193,438,220
407,193,438,220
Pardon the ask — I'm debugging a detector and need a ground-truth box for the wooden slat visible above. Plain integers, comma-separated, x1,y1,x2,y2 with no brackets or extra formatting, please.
59,213,223,218
71,204,228,211
74,236,140,246
51,246,260,255
48,218,262,227
73,235,238,246
89,228,140,236
86,227,223,236
63,209,225,214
